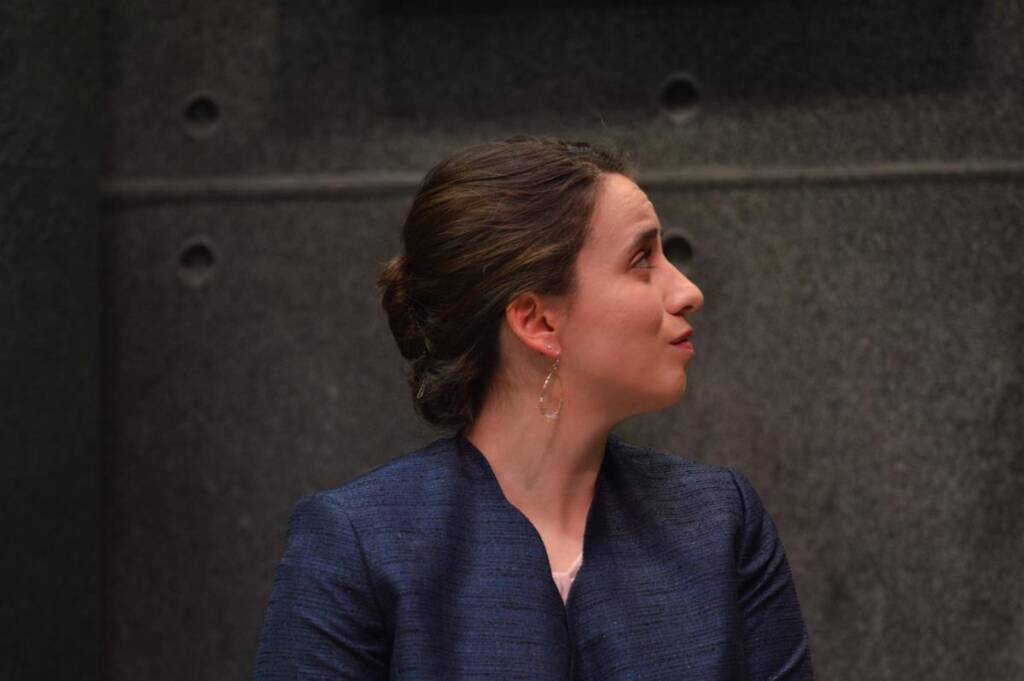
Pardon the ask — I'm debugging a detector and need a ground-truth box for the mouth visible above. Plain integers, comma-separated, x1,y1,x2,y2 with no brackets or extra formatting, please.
670,330,693,345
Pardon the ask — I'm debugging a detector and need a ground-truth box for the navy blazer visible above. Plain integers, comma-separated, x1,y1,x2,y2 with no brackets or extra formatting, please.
253,430,814,679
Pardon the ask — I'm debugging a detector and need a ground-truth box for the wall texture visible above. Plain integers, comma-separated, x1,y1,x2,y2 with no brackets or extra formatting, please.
97,1,1022,680
0,2,101,680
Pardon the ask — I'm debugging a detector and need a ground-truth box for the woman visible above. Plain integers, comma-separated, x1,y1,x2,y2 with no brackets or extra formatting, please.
253,136,814,679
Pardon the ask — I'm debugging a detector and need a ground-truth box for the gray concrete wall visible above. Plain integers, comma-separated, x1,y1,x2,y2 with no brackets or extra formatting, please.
95,1,1024,679
0,2,101,680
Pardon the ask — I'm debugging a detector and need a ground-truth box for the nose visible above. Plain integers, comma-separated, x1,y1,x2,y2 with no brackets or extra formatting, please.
670,267,703,317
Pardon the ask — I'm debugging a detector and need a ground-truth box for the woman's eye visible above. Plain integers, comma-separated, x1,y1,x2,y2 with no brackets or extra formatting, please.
634,249,654,269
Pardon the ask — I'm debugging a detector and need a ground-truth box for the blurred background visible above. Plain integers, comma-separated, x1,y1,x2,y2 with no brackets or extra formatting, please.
3,1,1023,679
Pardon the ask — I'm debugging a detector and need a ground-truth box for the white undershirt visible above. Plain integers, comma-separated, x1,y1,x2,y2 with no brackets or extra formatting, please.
550,550,583,604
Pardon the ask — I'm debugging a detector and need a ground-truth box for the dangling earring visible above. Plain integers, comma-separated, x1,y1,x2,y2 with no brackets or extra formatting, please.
539,343,563,421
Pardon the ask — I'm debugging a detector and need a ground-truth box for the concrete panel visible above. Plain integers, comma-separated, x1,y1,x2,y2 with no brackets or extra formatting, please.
629,179,1024,680
102,178,1024,680
99,1,1024,679
102,0,1020,176
102,196,438,679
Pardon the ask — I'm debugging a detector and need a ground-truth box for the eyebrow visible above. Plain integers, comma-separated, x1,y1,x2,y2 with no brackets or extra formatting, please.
624,226,662,256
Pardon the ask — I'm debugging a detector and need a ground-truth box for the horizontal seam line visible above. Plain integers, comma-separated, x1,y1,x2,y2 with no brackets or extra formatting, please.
99,159,1024,204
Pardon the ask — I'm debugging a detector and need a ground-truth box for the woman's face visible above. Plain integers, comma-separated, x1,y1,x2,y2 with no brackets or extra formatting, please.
558,172,703,419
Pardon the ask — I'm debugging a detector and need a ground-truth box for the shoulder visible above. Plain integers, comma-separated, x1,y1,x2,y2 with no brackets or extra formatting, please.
605,434,776,540
606,432,730,479
606,435,782,563
311,434,458,506
607,433,750,503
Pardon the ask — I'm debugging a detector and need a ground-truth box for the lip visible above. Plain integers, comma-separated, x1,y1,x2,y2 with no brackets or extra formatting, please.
670,330,693,345
672,340,695,353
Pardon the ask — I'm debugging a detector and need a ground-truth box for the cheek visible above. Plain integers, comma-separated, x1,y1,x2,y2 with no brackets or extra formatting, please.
571,290,661,359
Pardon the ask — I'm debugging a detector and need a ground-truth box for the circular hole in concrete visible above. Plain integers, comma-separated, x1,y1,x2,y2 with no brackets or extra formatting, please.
184,92,221,137
178,236,216,288
659,73,700,125
664,231,694,265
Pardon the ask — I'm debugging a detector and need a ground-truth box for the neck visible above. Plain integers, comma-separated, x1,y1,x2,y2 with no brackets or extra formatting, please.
462,394,613,537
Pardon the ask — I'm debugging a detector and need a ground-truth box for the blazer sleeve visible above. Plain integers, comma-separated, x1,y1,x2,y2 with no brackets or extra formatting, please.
729,469,814,681
252,492,391,680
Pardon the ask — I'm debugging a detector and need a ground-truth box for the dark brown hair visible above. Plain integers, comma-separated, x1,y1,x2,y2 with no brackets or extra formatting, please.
376,135,634,431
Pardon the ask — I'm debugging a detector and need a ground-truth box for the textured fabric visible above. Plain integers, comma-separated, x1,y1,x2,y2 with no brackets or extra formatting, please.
552,551,584,605
253,430,814,680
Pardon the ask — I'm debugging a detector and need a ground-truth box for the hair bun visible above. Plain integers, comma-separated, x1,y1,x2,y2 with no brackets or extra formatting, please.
376,255,429,361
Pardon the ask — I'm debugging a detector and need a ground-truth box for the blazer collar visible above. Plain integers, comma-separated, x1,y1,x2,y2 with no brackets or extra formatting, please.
451,428,626,610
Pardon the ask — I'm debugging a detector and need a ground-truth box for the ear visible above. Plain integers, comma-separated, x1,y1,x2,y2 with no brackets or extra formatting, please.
505,291,562,359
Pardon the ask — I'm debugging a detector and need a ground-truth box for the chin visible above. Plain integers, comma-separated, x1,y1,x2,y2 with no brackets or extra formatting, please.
617,375,688,417
650,383,688,413
668,376,689,404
